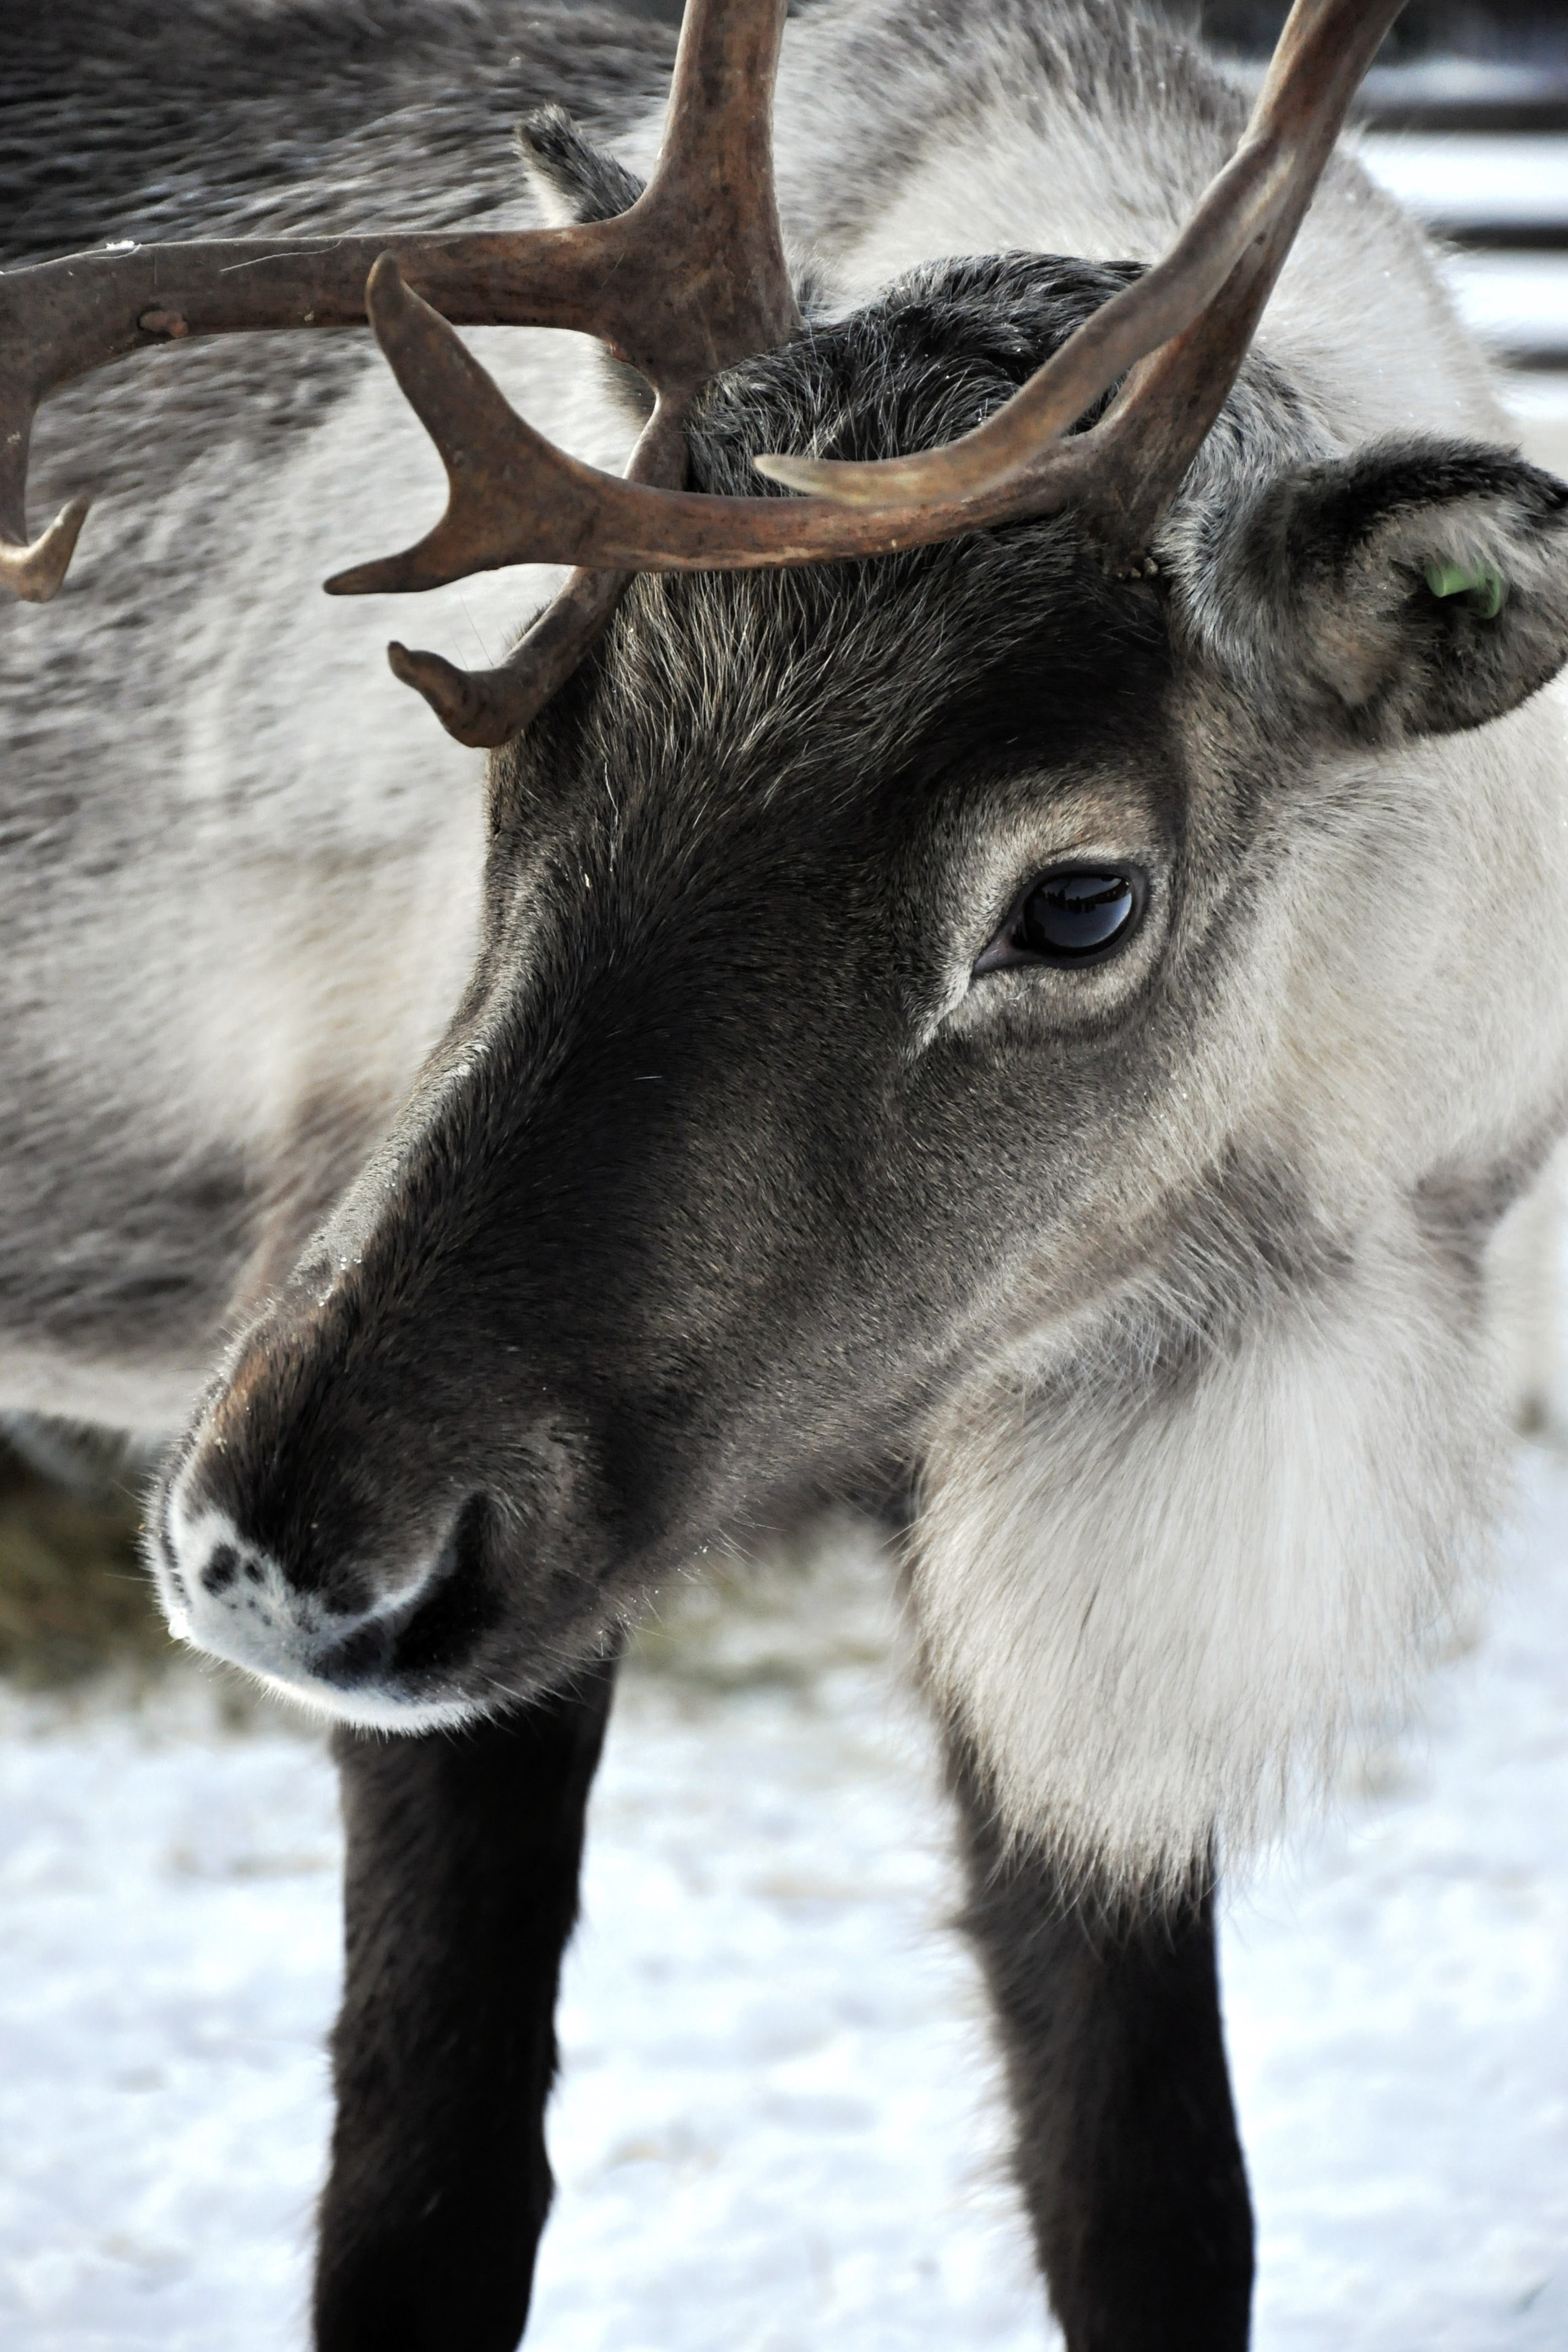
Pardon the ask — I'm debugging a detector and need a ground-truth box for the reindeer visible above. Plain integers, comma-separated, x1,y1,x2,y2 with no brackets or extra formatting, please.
5,0,1568,2344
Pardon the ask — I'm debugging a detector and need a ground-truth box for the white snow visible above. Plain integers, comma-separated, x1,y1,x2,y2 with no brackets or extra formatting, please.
4,1463,1568,2350
1229,1457,1568,2352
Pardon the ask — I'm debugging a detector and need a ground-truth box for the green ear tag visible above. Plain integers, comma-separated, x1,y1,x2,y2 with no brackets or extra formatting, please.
1424,555,1506,620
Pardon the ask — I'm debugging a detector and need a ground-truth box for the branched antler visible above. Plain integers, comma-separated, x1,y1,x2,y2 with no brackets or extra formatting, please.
322,0,1402,590
752,0,1398,547
382,398,691,749
2,0,1405,741
0,0,795,724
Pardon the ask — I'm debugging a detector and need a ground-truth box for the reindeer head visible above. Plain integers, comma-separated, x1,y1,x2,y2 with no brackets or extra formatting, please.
10,0,1568,1879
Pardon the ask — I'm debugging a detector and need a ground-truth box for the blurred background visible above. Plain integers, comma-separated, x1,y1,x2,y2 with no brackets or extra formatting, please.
1206,0,1568,475
6,5,1568,2349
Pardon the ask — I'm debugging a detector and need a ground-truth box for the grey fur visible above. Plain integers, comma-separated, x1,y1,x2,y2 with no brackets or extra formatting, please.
0,0,675,1423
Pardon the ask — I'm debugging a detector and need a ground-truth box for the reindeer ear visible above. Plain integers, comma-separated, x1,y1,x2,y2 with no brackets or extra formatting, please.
516,106,646,227
515,108,654,427
1196,439,1568,744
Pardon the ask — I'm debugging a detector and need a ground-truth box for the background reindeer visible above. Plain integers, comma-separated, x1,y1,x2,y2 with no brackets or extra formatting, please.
6,1,1568,2346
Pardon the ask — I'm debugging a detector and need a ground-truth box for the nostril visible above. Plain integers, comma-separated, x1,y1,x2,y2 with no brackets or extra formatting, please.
387,1494,502,1679
199,1544,241,1596
314,1615,396,1690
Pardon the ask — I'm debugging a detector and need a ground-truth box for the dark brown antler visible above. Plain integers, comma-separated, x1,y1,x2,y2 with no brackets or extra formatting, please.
753,0,1401,544
382,398,691,749
327,0,1404,598
0,0,795,713
3,0,1403,741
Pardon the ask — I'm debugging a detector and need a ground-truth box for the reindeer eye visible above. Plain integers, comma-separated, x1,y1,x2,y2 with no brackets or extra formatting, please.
975,866,1146,974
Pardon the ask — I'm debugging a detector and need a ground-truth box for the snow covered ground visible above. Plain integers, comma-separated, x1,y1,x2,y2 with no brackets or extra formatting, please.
4,1458,1568,2352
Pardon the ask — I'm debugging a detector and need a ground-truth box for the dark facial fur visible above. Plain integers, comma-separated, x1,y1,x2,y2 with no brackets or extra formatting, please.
156,251,1189,1707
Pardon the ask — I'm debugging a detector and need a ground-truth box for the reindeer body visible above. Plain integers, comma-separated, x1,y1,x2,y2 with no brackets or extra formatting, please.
0,3,672,1428
6,3,1568,2345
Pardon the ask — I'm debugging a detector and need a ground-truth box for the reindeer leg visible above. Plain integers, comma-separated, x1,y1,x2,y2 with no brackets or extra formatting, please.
313,1658,617,2352
950,1758,1254,2352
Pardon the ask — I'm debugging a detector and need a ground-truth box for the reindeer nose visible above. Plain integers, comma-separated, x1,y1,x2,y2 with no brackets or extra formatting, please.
165,1502,371,1668
151,1482,481,1729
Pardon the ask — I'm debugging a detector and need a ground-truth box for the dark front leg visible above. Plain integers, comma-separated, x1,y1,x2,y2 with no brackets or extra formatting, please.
952,1761,1254,2352
314,1659,617,2352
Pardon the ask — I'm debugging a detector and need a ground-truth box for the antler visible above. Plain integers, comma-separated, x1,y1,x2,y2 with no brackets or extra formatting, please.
753,0,1402,546
382,397,691,748
0,0,795,718
3,0,1403,741
325,0,1403,598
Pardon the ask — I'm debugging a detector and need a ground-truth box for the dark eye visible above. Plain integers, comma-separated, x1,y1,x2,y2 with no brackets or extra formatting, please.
976,866,1146,974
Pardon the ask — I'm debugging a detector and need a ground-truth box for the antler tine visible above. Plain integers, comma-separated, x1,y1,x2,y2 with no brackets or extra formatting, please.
751,0,1404,541
0,0,794,604
0,497,90,604
1083,0,1407,559
382,399,691,749
325,0,1404,600
388,570,631,751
